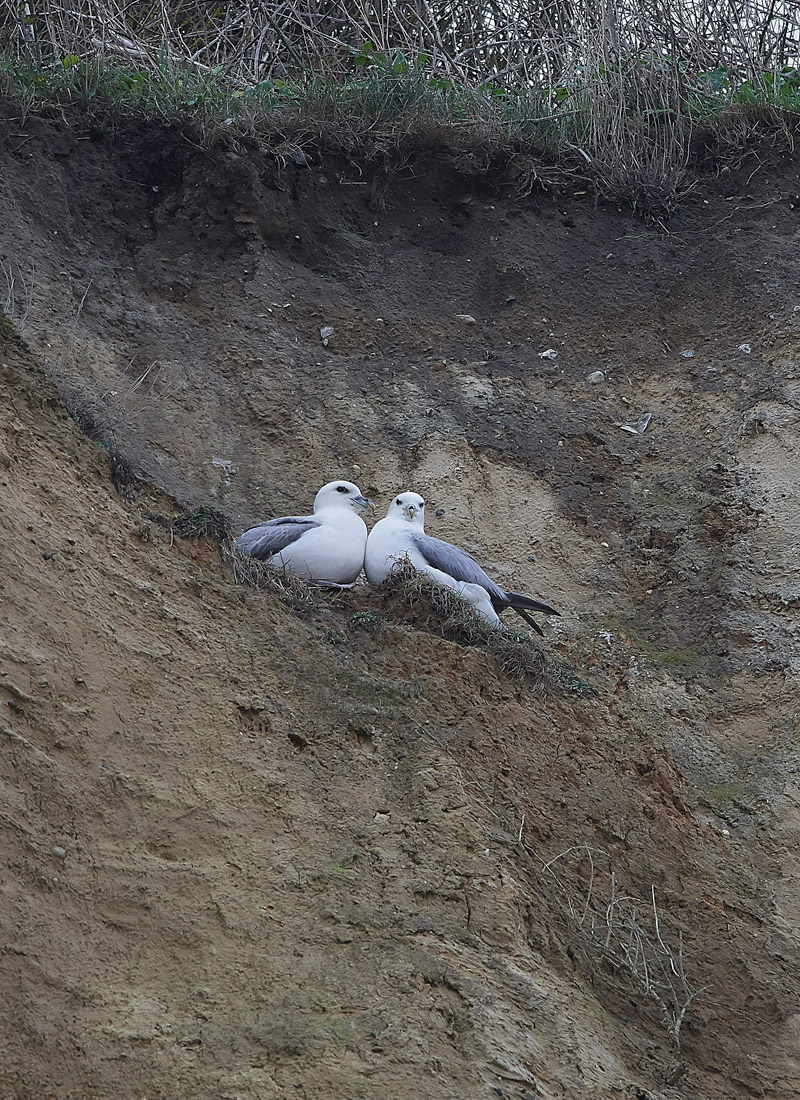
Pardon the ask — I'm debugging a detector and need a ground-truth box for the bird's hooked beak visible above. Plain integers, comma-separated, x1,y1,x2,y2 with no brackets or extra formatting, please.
353,494,373,512
405,503,417,521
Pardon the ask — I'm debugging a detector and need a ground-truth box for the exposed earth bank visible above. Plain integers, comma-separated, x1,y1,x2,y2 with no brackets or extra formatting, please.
1,110,799,1099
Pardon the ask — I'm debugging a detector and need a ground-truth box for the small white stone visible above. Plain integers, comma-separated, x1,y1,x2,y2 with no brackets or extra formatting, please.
587,370,605,383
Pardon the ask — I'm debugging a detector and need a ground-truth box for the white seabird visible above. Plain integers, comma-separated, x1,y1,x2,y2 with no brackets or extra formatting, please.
365,491,559,634
234,480,371,586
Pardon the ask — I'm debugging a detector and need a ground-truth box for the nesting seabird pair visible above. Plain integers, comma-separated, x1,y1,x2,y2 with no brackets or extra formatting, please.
234,481,559,634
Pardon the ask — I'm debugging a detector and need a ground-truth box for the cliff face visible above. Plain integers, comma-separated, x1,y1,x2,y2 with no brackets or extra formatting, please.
1,111,798,1100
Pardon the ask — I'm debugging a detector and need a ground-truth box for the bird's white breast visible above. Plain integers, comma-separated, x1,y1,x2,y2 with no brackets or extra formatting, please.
277,508,367,584
365,517,500,621
364,518,419,584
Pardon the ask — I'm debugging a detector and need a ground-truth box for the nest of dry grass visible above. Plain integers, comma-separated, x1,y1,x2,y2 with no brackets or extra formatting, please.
381,560,547,684
147,506,231,542
225,552,595,690
223,545,320,611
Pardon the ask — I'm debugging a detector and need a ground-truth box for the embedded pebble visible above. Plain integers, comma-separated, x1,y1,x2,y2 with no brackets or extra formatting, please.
52,846,66,859
587,370,605,383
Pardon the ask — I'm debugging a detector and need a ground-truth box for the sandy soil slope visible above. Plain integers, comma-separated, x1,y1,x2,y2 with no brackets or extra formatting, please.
0,111,799,1099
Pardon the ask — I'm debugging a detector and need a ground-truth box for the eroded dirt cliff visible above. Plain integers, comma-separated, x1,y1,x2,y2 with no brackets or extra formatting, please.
1,110,799,1099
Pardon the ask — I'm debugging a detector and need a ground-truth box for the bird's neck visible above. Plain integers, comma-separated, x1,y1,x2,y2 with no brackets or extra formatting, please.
388,518,422,531
317,506,364,525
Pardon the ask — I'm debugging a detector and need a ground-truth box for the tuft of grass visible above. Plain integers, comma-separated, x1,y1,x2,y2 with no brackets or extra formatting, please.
600,615,702,671
173,506,231,542
547,657,597,697
381,559,547,684
145,506,230,542
349,610,384,633
223,545,319,611
652,649,696,667
699,781,747,806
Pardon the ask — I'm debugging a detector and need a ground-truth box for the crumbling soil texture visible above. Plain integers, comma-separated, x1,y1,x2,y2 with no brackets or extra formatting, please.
1,109,799,1100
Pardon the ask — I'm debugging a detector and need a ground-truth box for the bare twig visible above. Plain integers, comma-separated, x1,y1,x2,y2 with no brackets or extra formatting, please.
541,844,707,1051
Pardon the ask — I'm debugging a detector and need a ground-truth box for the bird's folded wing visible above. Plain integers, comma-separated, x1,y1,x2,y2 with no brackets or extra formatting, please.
410,533,504,598
234,516,319,559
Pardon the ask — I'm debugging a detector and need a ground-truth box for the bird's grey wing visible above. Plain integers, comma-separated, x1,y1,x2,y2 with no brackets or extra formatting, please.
234,515,320,559
410,533,504,599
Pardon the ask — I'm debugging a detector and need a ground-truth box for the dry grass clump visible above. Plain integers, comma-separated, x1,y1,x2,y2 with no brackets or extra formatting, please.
159,506,231,542
223,545,319,611
381,559,547,684
223,550,547,682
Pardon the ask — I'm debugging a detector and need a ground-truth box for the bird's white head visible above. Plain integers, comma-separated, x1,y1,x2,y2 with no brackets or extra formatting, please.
314,480,372,514
386,491,426,526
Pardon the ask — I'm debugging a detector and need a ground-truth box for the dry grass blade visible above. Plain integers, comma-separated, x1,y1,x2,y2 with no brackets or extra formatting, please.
0,259,35,330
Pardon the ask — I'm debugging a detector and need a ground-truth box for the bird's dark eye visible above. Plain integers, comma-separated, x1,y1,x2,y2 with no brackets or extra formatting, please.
396,498,402,505
336,485,349,493
419,501,425,507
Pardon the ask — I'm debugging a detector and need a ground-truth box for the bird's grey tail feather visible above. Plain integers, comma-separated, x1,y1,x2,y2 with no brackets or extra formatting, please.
512,606,545,636
504,591,560,617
